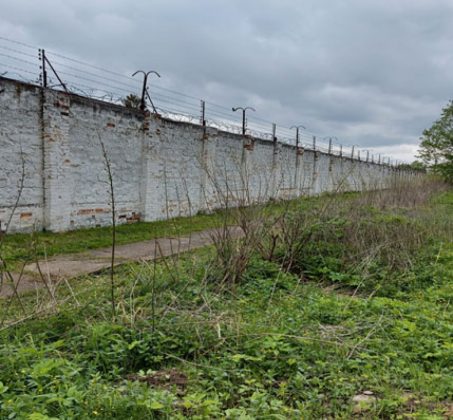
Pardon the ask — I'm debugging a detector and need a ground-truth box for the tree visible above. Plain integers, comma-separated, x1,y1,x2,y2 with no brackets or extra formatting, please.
418,100,453,183
122,94,142,110
398,160,426,172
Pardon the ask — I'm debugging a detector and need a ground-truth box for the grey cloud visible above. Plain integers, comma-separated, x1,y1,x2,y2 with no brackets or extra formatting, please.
1,0,453,161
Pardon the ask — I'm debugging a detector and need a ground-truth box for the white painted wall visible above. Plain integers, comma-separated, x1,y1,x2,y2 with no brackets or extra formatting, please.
0,77,417,233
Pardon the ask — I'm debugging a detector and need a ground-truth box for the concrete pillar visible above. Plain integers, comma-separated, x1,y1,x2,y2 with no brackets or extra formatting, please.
41,89,73,231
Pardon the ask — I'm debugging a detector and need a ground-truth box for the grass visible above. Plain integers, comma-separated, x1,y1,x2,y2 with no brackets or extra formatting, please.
0,192,352,268
0,183,452,418
1,212,223,267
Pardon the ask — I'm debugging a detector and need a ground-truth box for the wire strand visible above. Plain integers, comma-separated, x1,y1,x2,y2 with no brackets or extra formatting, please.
0,35,387,161
46,50,203,102
0,45,38,59
0,36,37,50
0,52,38,68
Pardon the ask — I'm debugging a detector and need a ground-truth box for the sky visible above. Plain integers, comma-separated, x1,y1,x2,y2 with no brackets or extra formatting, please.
1,0,453,162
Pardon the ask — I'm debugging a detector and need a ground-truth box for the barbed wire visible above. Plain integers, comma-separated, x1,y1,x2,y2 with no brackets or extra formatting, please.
0,36,36,50
0,44,38,59
0,36,397,165
0,63,38,79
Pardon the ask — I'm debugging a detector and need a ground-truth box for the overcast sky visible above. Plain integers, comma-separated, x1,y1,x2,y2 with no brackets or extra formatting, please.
1,0,453,162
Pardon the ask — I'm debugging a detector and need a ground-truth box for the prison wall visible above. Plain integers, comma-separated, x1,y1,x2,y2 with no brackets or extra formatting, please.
0,77,419,233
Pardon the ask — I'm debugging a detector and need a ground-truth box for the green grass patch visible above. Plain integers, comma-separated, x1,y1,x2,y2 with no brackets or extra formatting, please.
0,192,355,269
1,212,223,267
0,187,452,418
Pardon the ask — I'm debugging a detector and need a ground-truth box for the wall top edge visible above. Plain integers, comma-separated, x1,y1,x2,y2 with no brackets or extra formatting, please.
0,76,407,169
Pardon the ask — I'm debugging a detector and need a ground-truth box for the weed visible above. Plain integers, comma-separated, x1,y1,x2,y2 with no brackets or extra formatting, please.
0,183,451,418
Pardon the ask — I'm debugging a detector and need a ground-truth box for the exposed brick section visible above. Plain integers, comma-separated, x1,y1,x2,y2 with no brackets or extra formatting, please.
20,212,33,220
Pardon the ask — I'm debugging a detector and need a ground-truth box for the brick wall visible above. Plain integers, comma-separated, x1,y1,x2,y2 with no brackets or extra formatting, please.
0,77,417,233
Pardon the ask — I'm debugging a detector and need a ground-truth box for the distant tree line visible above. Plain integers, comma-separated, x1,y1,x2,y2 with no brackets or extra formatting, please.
417,100,453,183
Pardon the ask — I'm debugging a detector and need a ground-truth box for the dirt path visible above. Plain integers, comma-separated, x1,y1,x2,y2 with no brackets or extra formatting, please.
0,227,242,298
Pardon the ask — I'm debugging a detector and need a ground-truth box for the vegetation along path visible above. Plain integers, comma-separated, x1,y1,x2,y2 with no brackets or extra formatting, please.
1,227,243,298
0,181,452,418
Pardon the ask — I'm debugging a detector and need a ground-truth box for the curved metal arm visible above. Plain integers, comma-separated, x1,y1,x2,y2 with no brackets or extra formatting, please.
232,106,256,135
232,106,256,112
290,125,307,148
132,69,161,112
132,70,161,78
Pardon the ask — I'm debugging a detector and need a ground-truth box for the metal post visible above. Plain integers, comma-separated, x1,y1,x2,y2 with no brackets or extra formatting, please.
351,145,355,159
291,125,306,150
340,144,343,157
145,88,158,114
313,136,316,150
272,123,277,143
358,150,361,161
140,76,147,111
200,100,206,126
40,49,47,88
366,151,369,162
328,137,332,154
43,52,68,92
232,106,255,136
132,70,161,112
378,154,381,164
